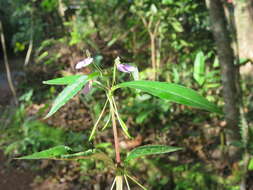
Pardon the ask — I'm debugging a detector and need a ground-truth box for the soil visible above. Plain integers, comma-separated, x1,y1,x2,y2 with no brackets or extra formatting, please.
0,151,35,190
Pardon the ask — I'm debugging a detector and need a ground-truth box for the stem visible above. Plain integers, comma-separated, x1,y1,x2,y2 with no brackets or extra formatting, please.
111,95,131,138
111,105,121,163
24,3,34,66
126,174,147,190
102,112,111,131
150,33,156,80
88,99,108,141
93,62,103,76
124,175,131,190
93,80,108,91
112,59,117,86
116,176,123,190
108,93,121,164
95,62,103,73
0,21,18,105
110,177,116,190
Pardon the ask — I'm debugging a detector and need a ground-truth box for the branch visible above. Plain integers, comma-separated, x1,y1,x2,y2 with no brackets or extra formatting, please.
0,20,18,105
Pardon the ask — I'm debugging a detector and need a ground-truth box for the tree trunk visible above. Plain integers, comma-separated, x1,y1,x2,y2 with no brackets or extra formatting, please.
234,0,253,60
205,0,240,161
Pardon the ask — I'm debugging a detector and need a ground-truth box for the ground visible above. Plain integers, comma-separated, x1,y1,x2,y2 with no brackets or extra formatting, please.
0,151,34,190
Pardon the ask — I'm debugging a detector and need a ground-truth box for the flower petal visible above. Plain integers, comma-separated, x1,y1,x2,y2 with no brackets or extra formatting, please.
117,63,136,73
75,58,93,69
82,81,92,95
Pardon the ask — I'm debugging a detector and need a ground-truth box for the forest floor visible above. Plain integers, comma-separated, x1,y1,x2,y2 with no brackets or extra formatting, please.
0,151,34,190
0,58,34,189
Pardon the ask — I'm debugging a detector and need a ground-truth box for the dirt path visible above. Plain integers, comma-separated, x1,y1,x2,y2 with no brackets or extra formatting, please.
0,151,34,190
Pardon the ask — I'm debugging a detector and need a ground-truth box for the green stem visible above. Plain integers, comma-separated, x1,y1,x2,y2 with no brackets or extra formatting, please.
93,62,103,76
126,174,147,190
93,80,109,91
88,99,108,141
112,62,117,86
124,175,131,190
111,96,131,138
102,112,111,131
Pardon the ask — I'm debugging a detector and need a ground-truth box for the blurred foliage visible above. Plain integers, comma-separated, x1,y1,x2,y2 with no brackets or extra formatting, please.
0,90,85,156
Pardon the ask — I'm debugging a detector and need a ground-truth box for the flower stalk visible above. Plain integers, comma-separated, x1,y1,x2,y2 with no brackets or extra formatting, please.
108,92,121,164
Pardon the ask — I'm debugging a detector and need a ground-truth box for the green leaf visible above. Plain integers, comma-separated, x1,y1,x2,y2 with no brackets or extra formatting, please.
43,75,83,85
213,56,219,68
125,145,182,162
60,150,94,159
248,158,253,171
194,51,206,85
239,58,250,65
162,0,173,5
113,81,222,114
15,145,71,159
95,142,112,149
150,4,158,14
61,150,115,169
171,21,183,32
45,73,98,118
16,146,115,169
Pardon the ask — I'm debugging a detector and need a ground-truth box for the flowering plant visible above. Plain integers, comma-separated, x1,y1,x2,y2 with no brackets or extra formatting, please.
17,51,222,189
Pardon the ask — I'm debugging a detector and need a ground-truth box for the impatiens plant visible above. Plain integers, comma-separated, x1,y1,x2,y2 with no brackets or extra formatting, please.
16,51,222,189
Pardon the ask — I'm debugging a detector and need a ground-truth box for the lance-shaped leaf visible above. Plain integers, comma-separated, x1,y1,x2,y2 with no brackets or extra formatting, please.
15,146,115,169
45,73,99,118
113,81,222,114
125,145,182,162
60,150,94,159
15,145,72,159
43,75,82,85
194,51,206,85
61,150,115,169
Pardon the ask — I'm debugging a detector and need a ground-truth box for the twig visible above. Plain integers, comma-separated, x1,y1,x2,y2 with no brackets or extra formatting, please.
24,2,34,66
24,38,33,66
0,20,18,105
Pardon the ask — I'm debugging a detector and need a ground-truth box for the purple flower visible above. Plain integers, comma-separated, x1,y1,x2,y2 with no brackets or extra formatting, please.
117,64,136,73
75,57,93,69
117,63,139,80
82,81,93,95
